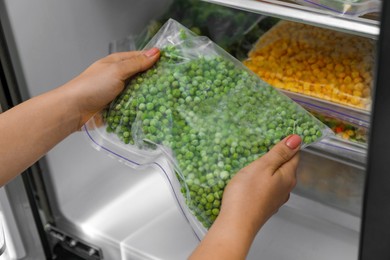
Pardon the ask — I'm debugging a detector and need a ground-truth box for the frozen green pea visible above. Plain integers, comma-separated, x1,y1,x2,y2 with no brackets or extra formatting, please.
304,136,312,143
206,194,214,203
212,208,220,216
220,171,229,180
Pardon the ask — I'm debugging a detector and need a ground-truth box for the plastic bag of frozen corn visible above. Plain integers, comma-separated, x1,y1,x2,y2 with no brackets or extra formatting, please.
244,21,375,110
84,19,333,238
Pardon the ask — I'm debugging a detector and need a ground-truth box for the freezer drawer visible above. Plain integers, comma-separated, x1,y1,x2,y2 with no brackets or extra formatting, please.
248,194,359,260
119,193,360,260
41,132,361,260
44,132,199,260
295,150,365,216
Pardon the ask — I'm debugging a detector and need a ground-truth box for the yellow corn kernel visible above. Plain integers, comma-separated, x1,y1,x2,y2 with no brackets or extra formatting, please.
353,77,363,84
347,84,356,91
343,76,352,84
307,57,317,64
309,76,317,83
353,90,362,97
350,96,361,106
335,64,344,72
342,133,351,140
316,59,325,68
351,71,360,78
314,84,322,92
362,71,372,80
342,59,351,66
323,56,332,64
354,83,364,91
337,72,347,79
284,82,293,90
317,71,326,80
285,68,293,76
363,88,371,97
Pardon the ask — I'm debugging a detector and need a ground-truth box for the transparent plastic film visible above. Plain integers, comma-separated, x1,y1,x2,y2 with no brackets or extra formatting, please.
292,0,381,16
109,0,266,60
86,19,333,236
304,107,368,145
244,21,375,111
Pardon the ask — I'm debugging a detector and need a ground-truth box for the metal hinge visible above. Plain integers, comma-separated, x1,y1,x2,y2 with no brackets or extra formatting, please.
45,224,103,260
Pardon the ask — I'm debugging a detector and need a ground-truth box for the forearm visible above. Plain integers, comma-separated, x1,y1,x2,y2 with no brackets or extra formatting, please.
0,49,161,187
189,212,263,260
0,86,80,186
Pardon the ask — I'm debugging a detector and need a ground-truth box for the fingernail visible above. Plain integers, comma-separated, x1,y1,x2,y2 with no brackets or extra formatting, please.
285,135,302,149
144,47,159,57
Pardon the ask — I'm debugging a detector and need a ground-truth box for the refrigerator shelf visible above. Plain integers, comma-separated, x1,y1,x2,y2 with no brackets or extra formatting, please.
281,89,371,128
202,0,379,39
282,89,369,162
308,136,367,167
294,150,365,217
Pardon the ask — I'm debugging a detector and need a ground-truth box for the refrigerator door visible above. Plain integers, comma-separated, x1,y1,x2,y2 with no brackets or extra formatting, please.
359,1,390,259
0,9,47,258
0,186,25,259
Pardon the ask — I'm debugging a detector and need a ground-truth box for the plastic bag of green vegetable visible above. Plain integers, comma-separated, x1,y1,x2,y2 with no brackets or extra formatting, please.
84,19,333,238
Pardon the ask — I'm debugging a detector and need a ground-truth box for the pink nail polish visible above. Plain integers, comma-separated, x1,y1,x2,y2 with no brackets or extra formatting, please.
285,135,302,149
144,48,159,57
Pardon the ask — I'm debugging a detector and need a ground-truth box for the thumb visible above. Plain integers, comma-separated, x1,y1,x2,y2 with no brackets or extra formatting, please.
117,47,160,80
261,134,302,172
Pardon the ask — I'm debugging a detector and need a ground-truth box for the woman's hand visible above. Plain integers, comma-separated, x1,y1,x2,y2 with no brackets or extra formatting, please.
190,134,301,260
220,134,301,235
0,48,160,186
61,48,160,129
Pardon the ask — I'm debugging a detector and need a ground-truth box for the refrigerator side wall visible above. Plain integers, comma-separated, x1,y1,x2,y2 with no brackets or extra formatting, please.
0,2,47,257
360,2,390,259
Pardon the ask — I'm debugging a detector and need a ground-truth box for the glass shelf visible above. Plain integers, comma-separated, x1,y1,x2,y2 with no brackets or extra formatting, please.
202,0,380,39
282,90,369,165
281,90,371,128
309,136,367,166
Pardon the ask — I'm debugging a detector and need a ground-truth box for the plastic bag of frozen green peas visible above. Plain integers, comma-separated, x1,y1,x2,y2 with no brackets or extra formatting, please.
84,19,333,238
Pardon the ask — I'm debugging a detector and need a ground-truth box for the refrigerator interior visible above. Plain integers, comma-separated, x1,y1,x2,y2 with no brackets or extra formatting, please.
1,0,374,259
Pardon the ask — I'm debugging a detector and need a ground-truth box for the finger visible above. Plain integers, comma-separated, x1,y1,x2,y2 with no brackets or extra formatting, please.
104,51,144,62
279,152,300,178
261,134,302,173
278,152,300,189
284,193,290,203
115,48,160,80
